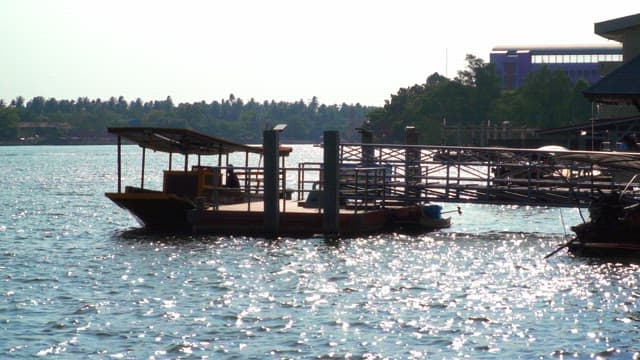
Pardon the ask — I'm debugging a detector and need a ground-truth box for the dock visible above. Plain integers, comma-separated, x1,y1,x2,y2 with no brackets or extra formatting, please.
188,200,422,237
338,138,639,208
106,126,640,237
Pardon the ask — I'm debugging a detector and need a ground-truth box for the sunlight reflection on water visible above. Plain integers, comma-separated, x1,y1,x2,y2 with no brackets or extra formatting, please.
0,145,639,358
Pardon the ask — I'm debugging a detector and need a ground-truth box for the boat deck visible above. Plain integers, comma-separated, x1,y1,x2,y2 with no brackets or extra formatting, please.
189,200,425,237
215,200,388,214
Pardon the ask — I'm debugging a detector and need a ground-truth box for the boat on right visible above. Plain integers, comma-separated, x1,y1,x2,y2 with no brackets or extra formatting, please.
568,190,640,257
551,151,640,258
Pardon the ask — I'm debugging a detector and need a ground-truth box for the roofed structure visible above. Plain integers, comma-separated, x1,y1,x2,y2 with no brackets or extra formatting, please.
583,54,640,110
585,13,640,111
595,13,640,61
107,127,292,156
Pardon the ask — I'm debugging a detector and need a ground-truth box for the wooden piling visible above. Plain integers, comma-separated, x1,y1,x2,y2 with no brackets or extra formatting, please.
405,126,420,203
263,129,280,238
117,135,121,193
323,130,340,237
359,128,374,165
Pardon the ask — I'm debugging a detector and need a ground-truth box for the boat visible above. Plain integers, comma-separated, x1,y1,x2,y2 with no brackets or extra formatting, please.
105,127,292,231
419,204,452,229
106,127,450,237
547,151,640,258
567,191,640,258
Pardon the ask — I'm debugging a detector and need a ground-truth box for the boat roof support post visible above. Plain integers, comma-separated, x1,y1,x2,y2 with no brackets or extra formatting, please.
323,130,340,238
184,154,188,172
169,152,172,170
359,127,374,165
117,135,122,193
141,147,146,189
263,129,280,238
281,153,286,212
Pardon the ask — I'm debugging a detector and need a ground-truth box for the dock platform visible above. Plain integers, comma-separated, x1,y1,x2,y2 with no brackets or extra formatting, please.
188,200,423,237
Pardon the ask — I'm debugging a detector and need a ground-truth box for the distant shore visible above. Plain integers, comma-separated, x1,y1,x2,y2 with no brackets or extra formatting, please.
0,137,114,146
0,137,317,146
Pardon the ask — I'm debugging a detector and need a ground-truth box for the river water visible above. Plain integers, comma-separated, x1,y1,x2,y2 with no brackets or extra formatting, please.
1,145,639,359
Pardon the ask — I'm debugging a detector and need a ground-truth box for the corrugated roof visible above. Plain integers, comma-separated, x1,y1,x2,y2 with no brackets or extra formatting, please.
595,13,640,42
107,127,292,156
491,43,622,55
555,151,640,172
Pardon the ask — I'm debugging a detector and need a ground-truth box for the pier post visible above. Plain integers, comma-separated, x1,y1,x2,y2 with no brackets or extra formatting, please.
117,135,121,193
358,127,374,165
405,126,420,203
323,130,340,237
263,129,280,238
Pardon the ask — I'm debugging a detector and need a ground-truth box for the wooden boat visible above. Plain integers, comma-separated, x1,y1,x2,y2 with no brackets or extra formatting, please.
105,127,291,230
106,127,456,236
392,204,452,232
548,151,640,258
420,216,451,230
567,191,640,258
419,204,451,230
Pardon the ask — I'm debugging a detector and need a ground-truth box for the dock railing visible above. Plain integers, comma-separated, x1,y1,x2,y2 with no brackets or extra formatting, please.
206,143,640,212
339,143,639,207
294,162,391,212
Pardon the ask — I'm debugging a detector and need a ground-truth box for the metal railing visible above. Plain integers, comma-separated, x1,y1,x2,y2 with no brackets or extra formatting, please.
339,143,639,207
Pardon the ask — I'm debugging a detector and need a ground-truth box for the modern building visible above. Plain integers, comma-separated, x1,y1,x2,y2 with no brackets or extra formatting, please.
541,13,640,150
490,44,622,90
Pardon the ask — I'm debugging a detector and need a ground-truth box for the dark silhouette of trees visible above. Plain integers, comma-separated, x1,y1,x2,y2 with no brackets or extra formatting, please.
0,94,375,143
0,54,597,145
367,54,594,144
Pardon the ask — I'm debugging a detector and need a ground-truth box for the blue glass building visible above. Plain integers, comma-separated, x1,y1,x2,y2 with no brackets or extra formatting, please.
490,44,622,90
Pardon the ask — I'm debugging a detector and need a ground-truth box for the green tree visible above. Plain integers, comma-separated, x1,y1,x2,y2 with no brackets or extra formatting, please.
367,55,501,144
0,107,20,139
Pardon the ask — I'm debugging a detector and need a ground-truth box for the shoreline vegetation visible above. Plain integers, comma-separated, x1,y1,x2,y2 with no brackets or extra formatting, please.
0,94,374,145
1,55,594,146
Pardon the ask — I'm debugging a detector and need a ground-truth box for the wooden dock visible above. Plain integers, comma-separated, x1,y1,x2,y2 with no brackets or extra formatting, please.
188,200,423,237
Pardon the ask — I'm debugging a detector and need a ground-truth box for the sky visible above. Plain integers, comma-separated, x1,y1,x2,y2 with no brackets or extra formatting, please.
0,0,638,107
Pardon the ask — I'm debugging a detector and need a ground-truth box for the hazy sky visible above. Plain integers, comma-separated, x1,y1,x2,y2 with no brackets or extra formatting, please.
1,1,638,106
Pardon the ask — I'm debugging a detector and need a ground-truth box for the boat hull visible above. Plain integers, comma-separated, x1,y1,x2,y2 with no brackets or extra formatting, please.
420,216,451,230
188,207,394,237
568,242,640,258
106,192,194,230
569,221,640,258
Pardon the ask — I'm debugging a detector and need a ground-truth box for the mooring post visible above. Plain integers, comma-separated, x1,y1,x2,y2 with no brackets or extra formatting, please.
141,147,146,189
358,127,374,165
263,129,280,238
117,135,122,193
405,126,420,203
323,130,340,237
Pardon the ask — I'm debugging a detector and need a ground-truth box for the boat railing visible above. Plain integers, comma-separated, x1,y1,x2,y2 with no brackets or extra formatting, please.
339,165,388,213
295,162,391,212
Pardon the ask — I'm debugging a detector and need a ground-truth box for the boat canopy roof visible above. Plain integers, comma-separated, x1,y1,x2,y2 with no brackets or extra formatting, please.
555,151,640,171
108,127,292,156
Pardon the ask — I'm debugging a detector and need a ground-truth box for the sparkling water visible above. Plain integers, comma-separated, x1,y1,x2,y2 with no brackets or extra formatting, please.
0,145,638,358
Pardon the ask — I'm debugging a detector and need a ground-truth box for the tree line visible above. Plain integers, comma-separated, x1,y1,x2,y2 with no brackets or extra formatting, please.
0,54,595,145
0,95,375,144
367,55,593,144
